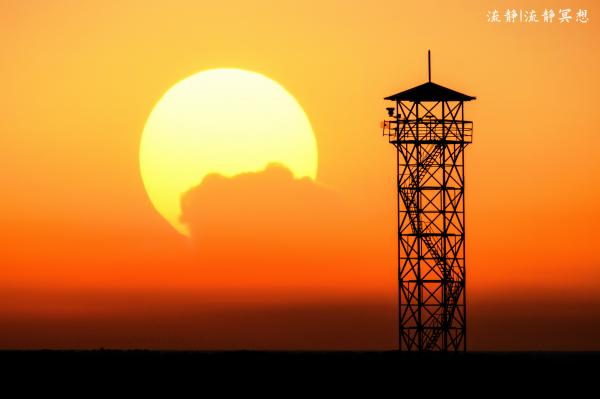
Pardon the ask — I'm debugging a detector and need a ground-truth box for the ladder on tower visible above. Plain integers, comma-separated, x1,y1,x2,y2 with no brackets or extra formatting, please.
398,143,462,350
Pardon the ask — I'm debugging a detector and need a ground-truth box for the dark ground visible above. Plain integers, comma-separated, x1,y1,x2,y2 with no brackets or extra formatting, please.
1,350,598,393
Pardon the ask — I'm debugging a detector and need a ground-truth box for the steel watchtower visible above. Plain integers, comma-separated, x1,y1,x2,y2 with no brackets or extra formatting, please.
382,51,475,351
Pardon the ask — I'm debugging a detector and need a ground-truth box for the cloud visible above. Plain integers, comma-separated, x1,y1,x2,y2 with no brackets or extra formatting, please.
179,163,387,290
162,163,395,348
180,163,341,240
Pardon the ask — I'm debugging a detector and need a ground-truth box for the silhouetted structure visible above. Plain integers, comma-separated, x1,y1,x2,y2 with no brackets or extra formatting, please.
382,51,475,351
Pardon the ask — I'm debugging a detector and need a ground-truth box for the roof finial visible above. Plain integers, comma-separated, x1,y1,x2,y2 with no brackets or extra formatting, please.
428,50,431,83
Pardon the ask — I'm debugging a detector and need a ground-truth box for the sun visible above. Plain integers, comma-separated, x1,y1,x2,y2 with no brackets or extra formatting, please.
139,68,318,236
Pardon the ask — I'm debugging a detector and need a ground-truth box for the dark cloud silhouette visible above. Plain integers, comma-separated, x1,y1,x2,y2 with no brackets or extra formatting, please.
179,163,388,288
159,163,394,348
181,163,343,243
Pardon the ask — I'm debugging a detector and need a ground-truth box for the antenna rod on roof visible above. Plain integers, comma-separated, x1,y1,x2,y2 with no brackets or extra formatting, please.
428,50,431,82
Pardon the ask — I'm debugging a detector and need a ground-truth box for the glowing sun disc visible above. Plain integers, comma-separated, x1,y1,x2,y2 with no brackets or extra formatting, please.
139,68,318,236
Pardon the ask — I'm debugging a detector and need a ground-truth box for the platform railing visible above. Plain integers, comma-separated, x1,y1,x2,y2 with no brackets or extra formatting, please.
382,119,473,143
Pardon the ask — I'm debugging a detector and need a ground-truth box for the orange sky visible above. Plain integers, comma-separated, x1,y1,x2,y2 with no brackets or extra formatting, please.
0,0,599,350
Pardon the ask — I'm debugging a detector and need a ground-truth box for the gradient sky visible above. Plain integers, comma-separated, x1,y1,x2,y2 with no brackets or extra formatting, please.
0,0,599,350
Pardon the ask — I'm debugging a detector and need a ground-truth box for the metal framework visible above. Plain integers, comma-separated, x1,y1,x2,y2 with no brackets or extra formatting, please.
382,53,475,351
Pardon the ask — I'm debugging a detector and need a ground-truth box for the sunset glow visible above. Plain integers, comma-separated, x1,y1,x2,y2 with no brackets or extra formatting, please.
1,0,599,351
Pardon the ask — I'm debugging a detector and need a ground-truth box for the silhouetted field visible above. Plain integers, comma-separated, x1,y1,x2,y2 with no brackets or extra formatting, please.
2,349,598,388
0,352,596,396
